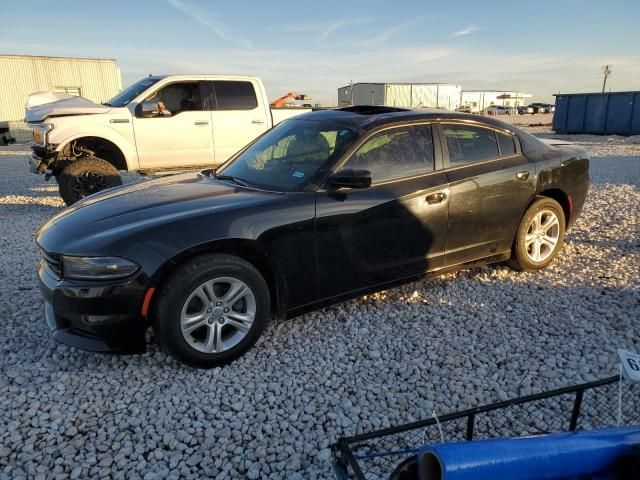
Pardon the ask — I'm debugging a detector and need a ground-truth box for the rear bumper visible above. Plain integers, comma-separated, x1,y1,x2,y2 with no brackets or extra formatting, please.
38,260,150,354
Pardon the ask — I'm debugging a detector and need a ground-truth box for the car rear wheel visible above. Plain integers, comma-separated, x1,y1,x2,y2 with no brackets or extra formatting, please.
58,157,123,206
509,197,566,271
153,254,270,368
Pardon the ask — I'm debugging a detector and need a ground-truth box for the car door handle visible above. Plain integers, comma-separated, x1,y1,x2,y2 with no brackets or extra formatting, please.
426,192,447,204
251,119,266,124
516,171,530,181
194,120,209,126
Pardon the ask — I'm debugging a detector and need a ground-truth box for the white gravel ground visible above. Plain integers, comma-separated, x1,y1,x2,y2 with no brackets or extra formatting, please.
0,129,639,479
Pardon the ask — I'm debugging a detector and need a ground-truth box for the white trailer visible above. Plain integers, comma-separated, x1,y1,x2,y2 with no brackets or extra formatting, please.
338,82,462,110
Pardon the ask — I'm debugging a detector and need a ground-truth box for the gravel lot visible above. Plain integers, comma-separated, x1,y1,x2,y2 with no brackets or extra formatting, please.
1,129,639,479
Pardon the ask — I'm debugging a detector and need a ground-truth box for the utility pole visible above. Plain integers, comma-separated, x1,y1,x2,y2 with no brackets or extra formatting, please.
602,65,611,94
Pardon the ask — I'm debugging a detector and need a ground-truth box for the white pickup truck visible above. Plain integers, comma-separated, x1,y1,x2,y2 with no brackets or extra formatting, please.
27,74,311,205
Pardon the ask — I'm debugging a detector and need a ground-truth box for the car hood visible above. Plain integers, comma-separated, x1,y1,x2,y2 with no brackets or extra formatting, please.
25,91,113,122
37,172,285,255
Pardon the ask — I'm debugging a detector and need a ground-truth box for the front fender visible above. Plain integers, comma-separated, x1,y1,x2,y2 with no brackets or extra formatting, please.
50,123,139,171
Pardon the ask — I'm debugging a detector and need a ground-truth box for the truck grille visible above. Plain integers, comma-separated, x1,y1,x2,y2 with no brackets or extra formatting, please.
40,248,62,278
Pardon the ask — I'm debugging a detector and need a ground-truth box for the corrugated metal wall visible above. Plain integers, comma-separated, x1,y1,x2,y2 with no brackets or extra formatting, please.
353,84,386,106
337,83,462,110
386,84,461,109
0,55,122,141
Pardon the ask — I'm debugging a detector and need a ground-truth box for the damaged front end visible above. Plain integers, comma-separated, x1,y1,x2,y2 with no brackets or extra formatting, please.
29,144,59,176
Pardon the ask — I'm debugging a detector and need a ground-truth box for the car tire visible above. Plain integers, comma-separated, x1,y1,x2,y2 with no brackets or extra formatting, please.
509,197,566,272
58,157,122,206
153,254,270,368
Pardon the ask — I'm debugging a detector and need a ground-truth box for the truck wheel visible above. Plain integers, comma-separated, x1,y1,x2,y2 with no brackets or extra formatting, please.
58,157,122,206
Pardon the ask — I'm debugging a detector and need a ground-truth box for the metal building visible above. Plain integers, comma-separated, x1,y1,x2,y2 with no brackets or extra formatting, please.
553,91,640,135
460,90,531,113
0,54,122,142
338,82,462,110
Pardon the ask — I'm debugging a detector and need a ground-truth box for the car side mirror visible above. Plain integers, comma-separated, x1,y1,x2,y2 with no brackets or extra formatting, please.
330,169,372,189
136,100,160,118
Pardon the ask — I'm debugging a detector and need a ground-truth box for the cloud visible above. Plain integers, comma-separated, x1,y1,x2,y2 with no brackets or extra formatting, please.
274,18,365,41
453,26,477,37
359,17,424,46
165,0,252,48
319,19,349,40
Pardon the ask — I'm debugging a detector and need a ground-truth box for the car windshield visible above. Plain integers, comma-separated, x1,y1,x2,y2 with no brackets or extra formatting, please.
216,119,358,191
105,77,161,107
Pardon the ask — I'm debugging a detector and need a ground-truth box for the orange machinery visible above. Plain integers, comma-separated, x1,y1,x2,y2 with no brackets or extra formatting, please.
270,92,310,108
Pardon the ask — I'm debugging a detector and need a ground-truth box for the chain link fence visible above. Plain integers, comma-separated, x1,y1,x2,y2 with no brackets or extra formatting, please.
332,376,640,480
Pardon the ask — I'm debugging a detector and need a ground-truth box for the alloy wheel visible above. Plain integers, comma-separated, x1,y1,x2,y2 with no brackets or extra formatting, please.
179,277,256,354
72,171,111,198
525,209,560,262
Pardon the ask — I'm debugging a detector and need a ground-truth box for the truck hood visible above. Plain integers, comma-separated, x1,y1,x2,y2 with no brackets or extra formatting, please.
25,91,112,122
36,171,285,255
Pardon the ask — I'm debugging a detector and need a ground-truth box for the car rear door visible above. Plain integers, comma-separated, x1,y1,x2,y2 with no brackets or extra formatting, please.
210,80,270,166
315,123,449,301
439,121,536,266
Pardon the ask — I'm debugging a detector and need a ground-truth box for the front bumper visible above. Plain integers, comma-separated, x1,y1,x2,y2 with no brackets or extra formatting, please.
38,260,150,354
28,145,58,174
29,151,46,174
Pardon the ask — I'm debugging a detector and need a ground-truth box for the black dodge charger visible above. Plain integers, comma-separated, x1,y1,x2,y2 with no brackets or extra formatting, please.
36,107,589,368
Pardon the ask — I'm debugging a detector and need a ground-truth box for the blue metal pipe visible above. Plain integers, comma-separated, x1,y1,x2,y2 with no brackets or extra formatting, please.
418,426,640,480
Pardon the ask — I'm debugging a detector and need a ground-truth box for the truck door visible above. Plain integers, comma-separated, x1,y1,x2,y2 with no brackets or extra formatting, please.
209,80,270,166
132,81,212,169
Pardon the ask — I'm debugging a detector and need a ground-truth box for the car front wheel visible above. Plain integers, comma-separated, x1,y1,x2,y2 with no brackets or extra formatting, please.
509,197,566,271
153,254,270,368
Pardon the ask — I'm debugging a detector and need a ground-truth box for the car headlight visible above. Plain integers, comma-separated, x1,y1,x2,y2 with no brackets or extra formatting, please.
61,256,140,280
32,123,53,146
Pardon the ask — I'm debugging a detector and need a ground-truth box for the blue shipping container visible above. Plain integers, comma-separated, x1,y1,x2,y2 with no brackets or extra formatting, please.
553,91,640,135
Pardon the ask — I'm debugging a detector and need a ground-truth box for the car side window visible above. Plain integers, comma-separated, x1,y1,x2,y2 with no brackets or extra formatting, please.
443,124,500,166
496,131,516,157
213,81,258,110
344,125,434,183
146,82,203,116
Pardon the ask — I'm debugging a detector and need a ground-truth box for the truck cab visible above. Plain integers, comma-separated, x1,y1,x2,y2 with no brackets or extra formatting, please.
27,74,310,205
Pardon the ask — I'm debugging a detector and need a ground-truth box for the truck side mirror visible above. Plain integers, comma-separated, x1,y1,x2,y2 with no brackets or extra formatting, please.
136,100,160,118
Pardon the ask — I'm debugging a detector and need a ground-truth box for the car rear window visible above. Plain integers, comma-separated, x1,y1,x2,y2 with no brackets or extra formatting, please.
213,81,258,110
443,124,500,166
496,131,516,157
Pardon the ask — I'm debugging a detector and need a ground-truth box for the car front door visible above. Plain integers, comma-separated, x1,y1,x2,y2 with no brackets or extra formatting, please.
210,80,270,166
315,123,449,301
132,81,212,169
439,122,536,266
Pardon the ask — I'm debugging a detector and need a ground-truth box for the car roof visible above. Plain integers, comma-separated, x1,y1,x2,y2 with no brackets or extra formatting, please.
291,106,549,153
293,106,508,130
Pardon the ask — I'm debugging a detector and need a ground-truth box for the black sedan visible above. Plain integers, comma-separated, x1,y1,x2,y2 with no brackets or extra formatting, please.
36,107,589,368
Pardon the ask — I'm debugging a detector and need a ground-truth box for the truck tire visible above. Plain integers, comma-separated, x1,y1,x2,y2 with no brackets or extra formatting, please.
58,157,123,206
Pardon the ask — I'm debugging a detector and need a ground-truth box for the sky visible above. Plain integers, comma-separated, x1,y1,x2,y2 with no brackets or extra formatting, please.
1,0,639,105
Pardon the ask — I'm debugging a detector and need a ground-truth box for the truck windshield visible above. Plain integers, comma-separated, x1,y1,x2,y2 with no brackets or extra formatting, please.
216,119,358,191
105,77,161,107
